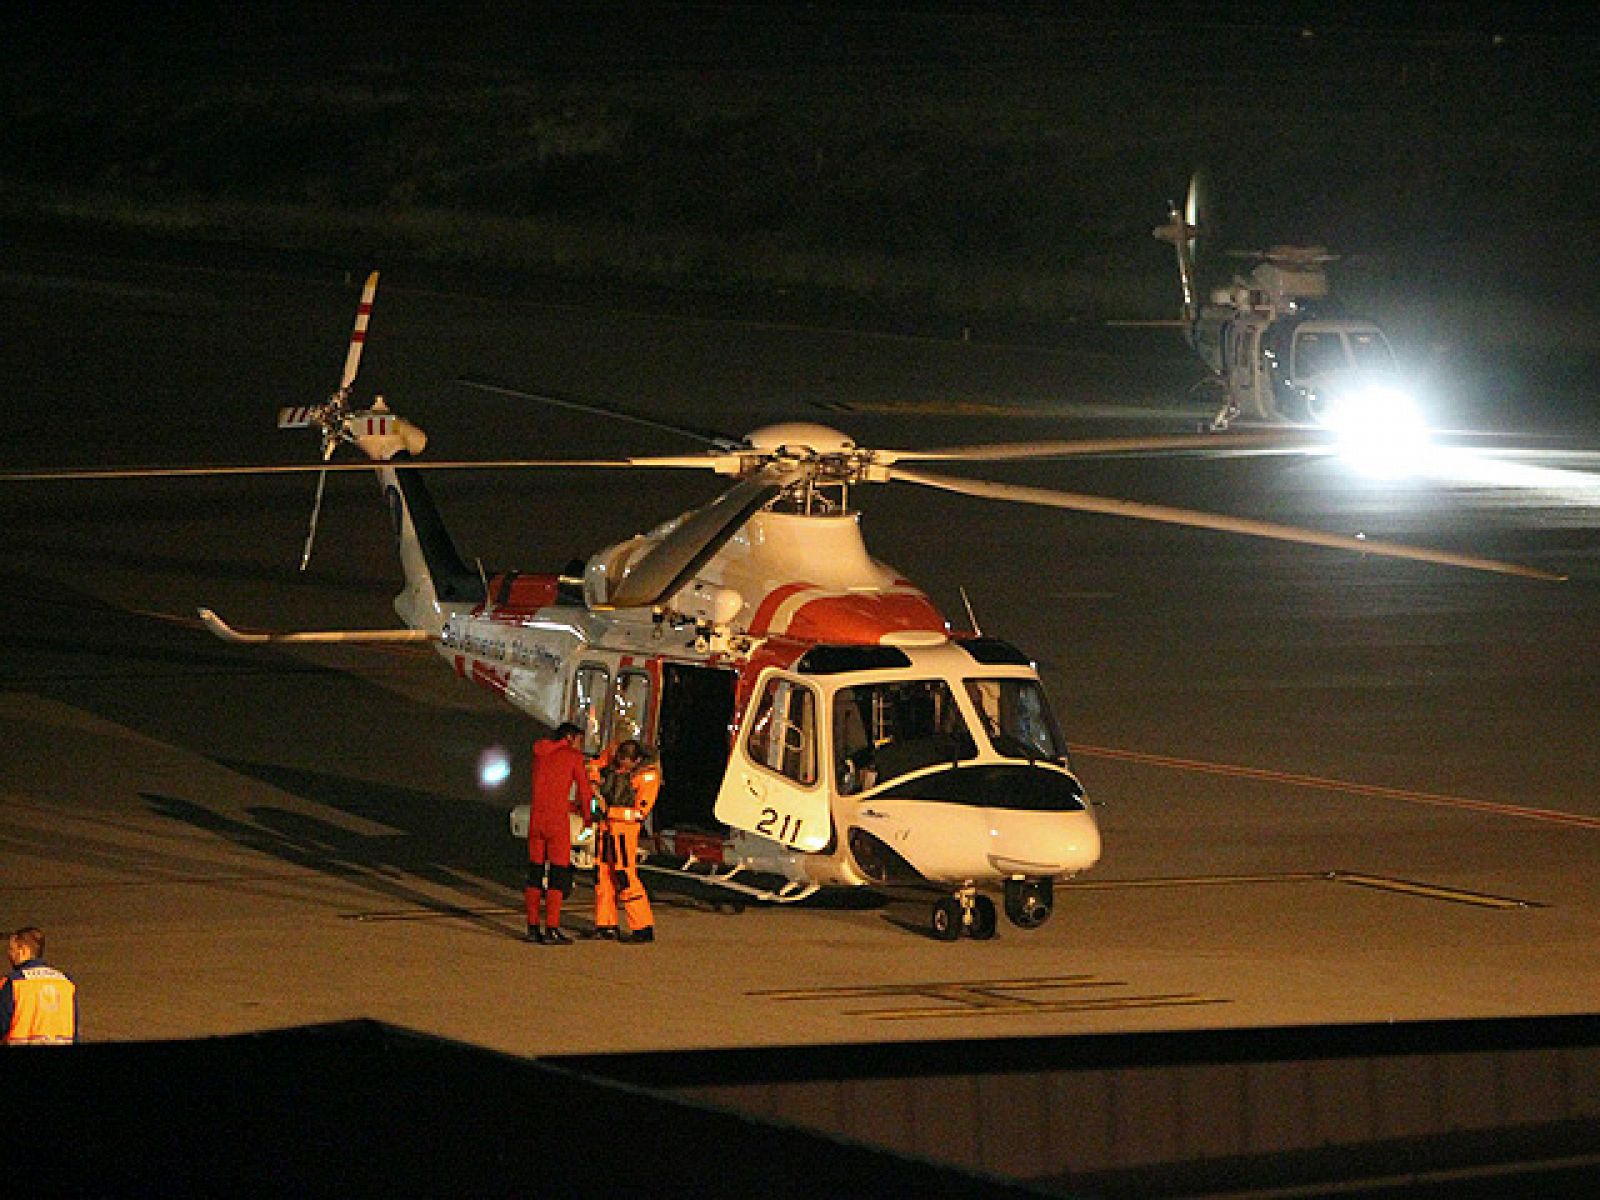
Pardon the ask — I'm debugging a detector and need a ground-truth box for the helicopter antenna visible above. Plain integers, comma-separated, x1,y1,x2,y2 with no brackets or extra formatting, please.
475,557,493,614
959,586,982,636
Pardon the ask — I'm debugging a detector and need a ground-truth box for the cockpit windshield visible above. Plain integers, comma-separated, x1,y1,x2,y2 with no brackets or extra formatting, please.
964,678,1065,762
1293,327,1395,379
833,678,976,794
1347,329,1395,371
1291,329,1351,379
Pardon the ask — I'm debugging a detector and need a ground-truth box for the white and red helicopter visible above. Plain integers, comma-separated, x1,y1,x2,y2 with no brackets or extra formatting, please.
26,272,1559,939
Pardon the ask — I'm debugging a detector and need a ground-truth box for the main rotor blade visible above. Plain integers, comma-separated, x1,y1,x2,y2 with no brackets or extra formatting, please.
601,463,802,610
0,456,715,482
884,431,1324,464
455,378,741,449
889,466,1565,582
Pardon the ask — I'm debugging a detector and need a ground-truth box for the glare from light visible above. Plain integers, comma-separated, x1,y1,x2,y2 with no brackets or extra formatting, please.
477,745,511,790
1416,447,1600,501
1322,384,1431,477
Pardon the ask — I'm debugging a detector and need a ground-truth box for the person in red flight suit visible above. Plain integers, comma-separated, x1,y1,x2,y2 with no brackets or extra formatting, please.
589,739,660,944
525,722,594,945
2,926,78,1045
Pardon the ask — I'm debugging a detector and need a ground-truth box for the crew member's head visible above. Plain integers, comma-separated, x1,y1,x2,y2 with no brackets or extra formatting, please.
8,926,44,967
614,739,647,768
554,721,584,747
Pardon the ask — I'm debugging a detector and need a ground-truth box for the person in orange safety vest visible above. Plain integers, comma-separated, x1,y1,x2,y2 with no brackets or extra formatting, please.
524,722,595,945
2,926,78,1046
588,739,659,943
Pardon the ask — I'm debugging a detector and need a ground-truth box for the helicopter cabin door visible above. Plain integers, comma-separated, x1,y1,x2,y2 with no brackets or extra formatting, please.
714,670,831,852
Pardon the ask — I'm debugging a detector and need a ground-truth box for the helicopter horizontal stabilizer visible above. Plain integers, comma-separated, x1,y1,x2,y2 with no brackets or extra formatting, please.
197,607,435,645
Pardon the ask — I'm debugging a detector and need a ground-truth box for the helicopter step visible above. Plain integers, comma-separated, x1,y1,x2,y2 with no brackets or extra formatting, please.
642,851,821,906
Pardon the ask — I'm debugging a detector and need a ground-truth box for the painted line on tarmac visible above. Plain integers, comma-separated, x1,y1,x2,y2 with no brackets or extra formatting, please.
1332,872,1535,909
344,901,594,922
869,995,1224,1021
752,975,1227,1021
1074,743,1600,831
1064,871,1538,910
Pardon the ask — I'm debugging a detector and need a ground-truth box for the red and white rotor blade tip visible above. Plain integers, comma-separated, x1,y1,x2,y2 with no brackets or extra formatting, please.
341,271,380,392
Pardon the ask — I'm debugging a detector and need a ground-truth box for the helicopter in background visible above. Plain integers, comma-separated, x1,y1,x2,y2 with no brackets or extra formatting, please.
1153,175,1422,439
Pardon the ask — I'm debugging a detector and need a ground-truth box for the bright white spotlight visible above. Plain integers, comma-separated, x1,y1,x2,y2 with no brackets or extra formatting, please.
477,745,511,790
1321,383,1431,477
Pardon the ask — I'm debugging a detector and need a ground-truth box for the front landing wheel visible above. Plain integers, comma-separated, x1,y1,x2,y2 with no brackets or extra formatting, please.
930,896,963,941
970,895,998,940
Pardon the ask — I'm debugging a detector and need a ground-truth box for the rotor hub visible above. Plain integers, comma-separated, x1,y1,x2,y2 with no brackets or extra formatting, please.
743,422,856,456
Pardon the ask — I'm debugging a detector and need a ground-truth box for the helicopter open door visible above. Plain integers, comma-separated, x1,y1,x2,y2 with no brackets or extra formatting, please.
714,670,832,852
655,662,737,833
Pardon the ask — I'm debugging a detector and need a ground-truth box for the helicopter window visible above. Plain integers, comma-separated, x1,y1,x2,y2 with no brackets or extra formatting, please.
611,670,653,747
1291,330,1351,379
571,664,610,755
964,679,1066,763
833,679,976,791
955,637,1031,667
1348,330,1394,371
745,677,818,786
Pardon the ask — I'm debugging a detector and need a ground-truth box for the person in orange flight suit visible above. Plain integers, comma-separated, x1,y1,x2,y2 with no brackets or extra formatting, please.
2,926,78,1045
524,722,594,945
588,739,659,943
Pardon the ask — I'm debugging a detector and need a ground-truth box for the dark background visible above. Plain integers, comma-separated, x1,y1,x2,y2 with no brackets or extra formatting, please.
4,2,1597,356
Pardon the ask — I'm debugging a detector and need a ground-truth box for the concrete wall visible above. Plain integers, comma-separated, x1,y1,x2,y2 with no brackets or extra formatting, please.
560,1015,1600,1195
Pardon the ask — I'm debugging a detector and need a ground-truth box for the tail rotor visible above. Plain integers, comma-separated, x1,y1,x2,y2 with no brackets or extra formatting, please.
1153,172,1206,325
277,270,387,570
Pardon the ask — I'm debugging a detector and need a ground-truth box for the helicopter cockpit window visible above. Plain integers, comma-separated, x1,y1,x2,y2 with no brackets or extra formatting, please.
964,679,1066,763
1292,330,1351,379
572,664,610,755
610,670,652,747
833,679,976,793
1347,330,1394,371
745,677,818,786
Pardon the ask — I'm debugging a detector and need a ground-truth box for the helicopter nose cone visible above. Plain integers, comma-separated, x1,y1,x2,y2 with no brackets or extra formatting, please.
744,422,855,456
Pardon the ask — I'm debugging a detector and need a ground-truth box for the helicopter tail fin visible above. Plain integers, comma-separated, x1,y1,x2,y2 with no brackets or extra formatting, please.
1152,173,1204,326
355,421,487,633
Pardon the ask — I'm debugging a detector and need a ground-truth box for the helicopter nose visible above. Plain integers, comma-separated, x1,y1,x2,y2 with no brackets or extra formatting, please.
857,799,1101,884
983,809,1102,877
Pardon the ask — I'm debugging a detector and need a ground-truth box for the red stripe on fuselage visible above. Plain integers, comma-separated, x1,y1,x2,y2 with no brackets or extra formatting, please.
784,591,946,644
749,582,813,636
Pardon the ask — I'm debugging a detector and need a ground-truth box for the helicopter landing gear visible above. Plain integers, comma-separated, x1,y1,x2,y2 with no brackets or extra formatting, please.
1003,878,1053,930
929,885,999,941
1189,377,1236,433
